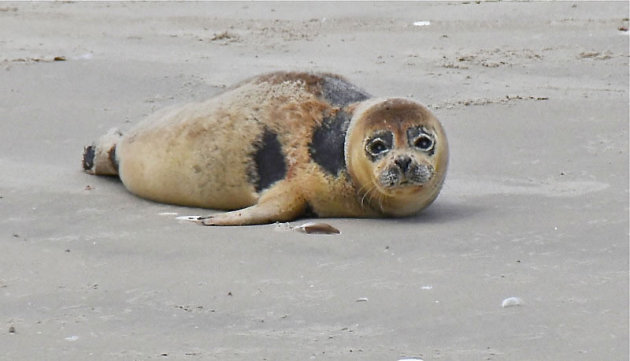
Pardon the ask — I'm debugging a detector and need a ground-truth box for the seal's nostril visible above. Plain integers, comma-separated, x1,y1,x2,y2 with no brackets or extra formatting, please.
394,156,412,172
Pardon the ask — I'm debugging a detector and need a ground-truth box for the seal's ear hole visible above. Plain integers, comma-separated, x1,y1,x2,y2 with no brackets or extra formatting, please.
366,138,389,156
414,134,434,151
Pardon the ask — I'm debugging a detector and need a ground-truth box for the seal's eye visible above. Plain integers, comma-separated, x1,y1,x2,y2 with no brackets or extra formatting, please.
365,131,393,159
367,138,389,156
414,134,434,151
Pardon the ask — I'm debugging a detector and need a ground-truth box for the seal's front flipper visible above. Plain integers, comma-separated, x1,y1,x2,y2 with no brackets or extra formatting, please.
201,183,306,226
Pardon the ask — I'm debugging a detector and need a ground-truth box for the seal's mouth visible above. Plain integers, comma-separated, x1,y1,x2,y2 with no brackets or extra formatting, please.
397,180,417,187
377,162,434,190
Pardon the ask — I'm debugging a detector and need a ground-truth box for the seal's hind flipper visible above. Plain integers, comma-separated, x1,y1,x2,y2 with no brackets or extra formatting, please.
83,128,123,176
82,145,96,171
200,182,306,226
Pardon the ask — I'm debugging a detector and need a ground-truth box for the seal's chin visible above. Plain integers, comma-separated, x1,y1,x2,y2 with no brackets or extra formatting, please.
378,180,426,195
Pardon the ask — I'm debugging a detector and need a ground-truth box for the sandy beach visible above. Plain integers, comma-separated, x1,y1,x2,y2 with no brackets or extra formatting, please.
1,2,628,360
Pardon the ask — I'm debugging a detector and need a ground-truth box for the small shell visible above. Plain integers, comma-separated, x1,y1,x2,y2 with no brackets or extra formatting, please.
501,297,524,308
293,222,340,235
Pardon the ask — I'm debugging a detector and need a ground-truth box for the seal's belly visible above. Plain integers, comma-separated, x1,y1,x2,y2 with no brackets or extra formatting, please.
118,103,262,210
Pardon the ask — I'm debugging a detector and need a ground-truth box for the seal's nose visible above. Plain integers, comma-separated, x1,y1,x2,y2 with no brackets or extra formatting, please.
394,156,412,172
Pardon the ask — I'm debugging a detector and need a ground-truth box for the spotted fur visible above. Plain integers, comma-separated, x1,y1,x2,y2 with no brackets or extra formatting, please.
83,72,448,225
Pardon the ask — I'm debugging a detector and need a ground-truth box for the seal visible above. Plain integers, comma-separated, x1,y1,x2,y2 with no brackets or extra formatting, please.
82,72,448,225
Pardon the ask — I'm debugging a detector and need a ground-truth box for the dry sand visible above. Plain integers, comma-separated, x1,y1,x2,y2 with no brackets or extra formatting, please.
1,2,628,360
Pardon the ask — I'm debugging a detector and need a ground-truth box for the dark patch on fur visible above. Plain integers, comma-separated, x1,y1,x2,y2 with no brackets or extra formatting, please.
82,145,95,171
309,111,351,176
108,146,119,172
252,129,287,192
303,202,318,218
321,75,370,107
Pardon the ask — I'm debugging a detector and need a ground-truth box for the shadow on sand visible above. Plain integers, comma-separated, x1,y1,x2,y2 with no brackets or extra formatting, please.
395,200,483,225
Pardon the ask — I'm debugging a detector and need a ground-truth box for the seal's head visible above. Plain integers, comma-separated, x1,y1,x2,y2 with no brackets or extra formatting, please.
345,97,448,216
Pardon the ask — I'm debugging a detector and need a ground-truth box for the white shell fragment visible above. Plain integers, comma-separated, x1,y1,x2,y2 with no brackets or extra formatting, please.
356,297,369,302
413,20,431,27
176,215,203,222
399,358,424,361
501,297,524,308
293,222,340,235
273,222,293,232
